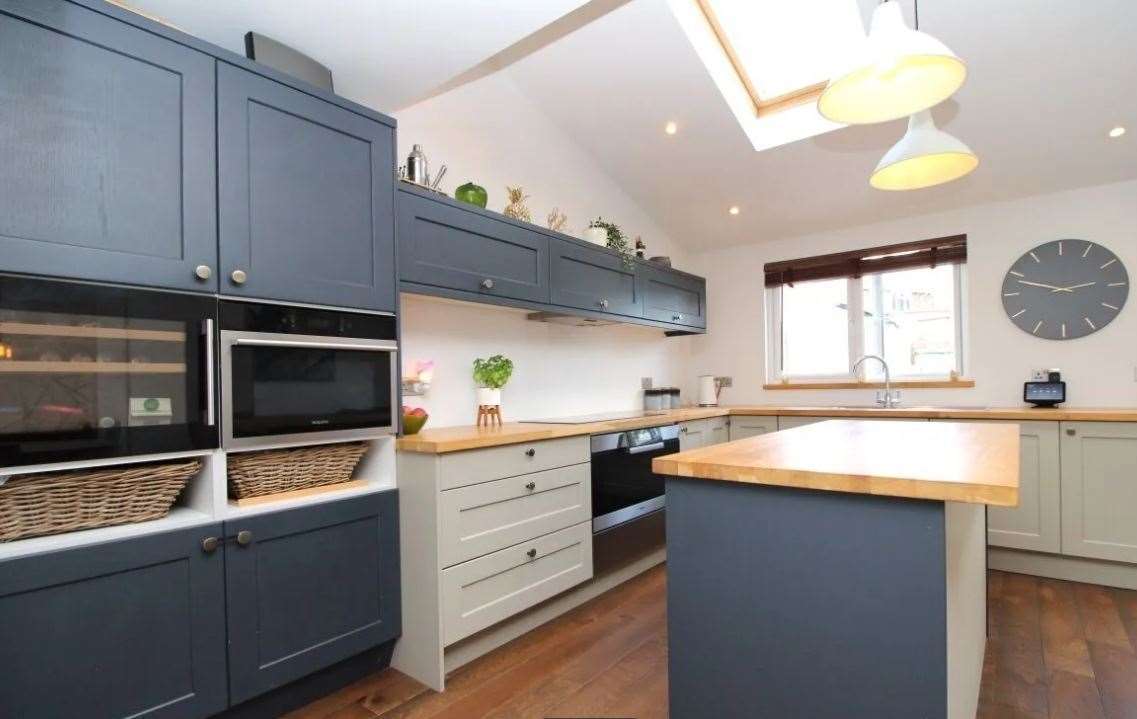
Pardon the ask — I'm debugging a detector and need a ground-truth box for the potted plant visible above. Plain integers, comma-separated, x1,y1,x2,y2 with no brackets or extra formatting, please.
586,217,634,268
473,354,514,407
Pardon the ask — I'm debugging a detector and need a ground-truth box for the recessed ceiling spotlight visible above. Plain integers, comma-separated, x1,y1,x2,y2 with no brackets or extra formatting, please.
1109,126,1126,138
664,121,678,135
728,206,740,215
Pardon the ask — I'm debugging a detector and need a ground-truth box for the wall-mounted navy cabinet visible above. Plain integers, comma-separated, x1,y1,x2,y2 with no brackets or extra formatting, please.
217,63,396,312
0,524,229,719
396,186,706,334
0,0,218,293
399,189,550,304
224,491,401,704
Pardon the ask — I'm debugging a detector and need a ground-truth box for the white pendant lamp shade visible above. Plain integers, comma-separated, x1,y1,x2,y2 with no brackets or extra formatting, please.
870,110,978,190
818,1,966,125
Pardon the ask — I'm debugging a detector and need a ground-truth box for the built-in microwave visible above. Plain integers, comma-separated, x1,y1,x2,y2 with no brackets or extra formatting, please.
219,300,398,449
0,274,218,468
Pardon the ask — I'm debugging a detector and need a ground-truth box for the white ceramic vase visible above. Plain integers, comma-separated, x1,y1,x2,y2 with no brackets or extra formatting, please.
477,387,502,406
582,226,608,246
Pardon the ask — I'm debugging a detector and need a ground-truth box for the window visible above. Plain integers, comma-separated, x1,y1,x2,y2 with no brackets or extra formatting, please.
765,238,967,381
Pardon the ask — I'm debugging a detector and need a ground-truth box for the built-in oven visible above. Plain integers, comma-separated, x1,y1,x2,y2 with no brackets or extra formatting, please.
0,274,218,468
590,424,679,573
219,300,398,449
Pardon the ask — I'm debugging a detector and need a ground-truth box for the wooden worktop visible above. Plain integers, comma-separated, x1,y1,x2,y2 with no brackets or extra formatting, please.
395,405,1137,454
652,419,1020,506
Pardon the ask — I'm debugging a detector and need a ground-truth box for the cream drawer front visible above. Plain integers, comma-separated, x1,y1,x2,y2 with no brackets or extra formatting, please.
439,436,590,490
441,521,593,645
439,463,591,567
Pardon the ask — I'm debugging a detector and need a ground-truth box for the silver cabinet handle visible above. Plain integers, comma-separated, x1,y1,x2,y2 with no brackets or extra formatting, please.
236,530,253,546
194,264,212,280
526,548,537,559
525,481,536,491
481,278,495,290
231,269,248,285
203,319,215,426
234,337,397,352
598,299,609,309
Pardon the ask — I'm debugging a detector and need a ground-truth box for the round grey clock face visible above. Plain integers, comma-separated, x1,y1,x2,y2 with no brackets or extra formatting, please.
1002,240,1129,340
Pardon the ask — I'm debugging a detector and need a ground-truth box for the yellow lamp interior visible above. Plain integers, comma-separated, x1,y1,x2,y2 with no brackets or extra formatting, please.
870,151,978,191
819,55,966,125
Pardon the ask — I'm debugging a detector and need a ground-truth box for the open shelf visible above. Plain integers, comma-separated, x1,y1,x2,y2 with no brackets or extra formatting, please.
0,322,185,342
0,361,186,374
0,506,214,560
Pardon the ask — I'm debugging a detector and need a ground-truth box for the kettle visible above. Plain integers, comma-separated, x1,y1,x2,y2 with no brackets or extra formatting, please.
698,375,722,407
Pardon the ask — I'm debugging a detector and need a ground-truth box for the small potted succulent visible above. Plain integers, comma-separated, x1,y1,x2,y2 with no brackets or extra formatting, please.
473,354,514,408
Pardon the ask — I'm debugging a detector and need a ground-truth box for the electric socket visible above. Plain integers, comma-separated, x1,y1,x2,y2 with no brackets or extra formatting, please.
1030,369,1048,381
716,376,733,388
641,377,653,390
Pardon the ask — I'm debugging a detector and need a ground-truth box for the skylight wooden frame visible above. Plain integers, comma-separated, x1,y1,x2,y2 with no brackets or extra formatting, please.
695,0,828,117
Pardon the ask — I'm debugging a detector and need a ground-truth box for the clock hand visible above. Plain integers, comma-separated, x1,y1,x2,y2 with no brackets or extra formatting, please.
1051,282,1097,292
1017,280,1070,292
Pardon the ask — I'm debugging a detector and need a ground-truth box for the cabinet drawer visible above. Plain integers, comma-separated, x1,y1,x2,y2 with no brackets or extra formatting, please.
640,265,706,327
398,189,550,303
439,436,590,490
441,521,593,645
440,463,591,567
730,416,779,440
549,237,642,317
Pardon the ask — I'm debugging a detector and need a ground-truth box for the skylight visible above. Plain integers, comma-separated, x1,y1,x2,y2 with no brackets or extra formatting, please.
697,0,865,115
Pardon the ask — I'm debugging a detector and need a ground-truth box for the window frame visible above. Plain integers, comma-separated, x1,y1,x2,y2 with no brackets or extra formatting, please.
765,264,967,383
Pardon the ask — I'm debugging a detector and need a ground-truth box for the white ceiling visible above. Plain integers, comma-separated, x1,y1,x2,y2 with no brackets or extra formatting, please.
119,0,589,111
123,0,1137,250
506,0,1137,248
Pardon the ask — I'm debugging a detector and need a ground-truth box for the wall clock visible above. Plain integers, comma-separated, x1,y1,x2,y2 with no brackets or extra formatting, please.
1001,239,1128,340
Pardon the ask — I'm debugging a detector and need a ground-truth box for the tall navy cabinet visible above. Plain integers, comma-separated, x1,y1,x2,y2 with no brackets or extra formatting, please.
0,0,218,292
217,63,397,312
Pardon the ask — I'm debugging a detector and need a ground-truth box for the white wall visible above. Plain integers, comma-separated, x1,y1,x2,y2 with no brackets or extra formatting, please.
688,179,1137,408
395,73,692,427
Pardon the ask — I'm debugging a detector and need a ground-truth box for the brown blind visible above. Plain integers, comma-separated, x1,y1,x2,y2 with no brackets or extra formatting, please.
764,234,967,288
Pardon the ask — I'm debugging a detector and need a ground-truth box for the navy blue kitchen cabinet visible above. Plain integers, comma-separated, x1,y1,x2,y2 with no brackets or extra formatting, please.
217,62,397,312
0,524,229,719
0,0,218,292
640,263,707,328
224,491,401,705
549,236,643,317
398,188,551,304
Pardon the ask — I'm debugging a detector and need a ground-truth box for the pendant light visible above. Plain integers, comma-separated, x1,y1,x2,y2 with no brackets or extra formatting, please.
818,0,966,125
870,110,977,190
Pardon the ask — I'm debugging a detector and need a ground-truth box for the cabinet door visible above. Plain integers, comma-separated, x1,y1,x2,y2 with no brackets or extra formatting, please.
218,62,396,311
0,524,227,719
640,265,706,328
549,238,642,317
777,416,926,430
707,416,729,446
950,420,1060,552
0,0,217,292
398,190,550,304
679,420,706,451
1061,422,1137,563
730,416,779,441
223,491,400,704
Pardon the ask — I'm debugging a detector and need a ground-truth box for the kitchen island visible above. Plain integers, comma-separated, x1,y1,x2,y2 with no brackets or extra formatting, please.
652,419,1019,719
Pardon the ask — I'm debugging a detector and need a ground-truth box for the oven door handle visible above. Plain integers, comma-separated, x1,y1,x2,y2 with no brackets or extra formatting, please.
625,441,666,455
232,338,398,352
203,318,215,426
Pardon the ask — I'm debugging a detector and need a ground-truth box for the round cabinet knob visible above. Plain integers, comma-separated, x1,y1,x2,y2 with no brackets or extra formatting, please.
194,264,213,281
230,269,248,285
525,448,536,457
526,548,537,559
480,278,495,290
673,313,684,321
236,529,253,546
1066,428,1076,436
598,299,610,309
201,536,220,554
525,481,536,491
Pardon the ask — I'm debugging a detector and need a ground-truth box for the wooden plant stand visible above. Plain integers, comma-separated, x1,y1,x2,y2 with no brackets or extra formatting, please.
477,404,503,427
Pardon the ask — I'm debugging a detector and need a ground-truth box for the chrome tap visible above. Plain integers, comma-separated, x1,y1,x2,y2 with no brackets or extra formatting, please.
852,354,901,408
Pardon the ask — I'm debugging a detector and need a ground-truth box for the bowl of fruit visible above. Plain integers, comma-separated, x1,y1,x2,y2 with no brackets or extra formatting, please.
402,406,429,435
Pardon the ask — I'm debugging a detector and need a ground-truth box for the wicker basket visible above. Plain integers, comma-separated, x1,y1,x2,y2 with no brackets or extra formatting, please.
227,442,369,500
0,459,200,542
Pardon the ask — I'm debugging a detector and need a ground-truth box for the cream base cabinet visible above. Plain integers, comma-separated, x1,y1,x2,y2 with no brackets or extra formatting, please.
679,420,706,450
707,416,729,446
778,416,927,430
943,420,1061,553
729,416,779,441
1060,422,1137,563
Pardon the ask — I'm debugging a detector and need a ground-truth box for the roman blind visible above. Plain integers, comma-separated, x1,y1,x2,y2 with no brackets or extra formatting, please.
763,234,967,288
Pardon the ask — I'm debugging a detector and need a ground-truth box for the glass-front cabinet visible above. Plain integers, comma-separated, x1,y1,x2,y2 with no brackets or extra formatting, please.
0,275,217,468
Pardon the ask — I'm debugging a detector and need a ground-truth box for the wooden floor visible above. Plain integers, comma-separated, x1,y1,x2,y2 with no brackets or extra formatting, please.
287,567,1137,719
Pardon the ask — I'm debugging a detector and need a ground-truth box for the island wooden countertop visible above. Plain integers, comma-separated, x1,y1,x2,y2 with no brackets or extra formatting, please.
395,405,1137,454
652,419,1020,506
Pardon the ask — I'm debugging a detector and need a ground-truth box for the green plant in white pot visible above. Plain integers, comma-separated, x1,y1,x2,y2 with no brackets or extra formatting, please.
473,354,514,407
